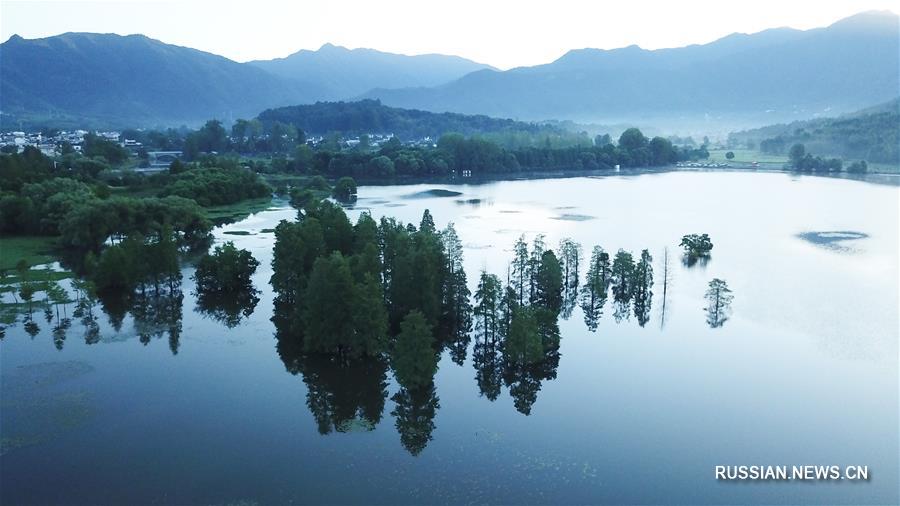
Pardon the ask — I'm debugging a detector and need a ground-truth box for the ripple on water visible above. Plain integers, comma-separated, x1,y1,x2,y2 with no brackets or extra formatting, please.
1,361,95,455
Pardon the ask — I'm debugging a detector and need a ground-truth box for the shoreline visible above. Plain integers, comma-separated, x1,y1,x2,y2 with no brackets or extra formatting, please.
347,164,900,188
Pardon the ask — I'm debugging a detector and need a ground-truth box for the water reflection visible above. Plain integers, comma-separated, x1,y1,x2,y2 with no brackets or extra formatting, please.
503,343,560,416
277,335,389,435
580,246,610,332
96,282,185,353
195,289,259,329
473,337,504,401
131,289,184,354
391,383,440,456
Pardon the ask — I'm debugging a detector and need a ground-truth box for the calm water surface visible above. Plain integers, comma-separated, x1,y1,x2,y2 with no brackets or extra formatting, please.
2,171,898,505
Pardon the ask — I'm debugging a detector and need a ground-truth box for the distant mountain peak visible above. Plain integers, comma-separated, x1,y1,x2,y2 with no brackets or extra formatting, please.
249,43,494,100
828,9,899,31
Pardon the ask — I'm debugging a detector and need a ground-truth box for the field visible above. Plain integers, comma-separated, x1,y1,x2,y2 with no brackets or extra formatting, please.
203,197,275,224
0,236,59,271
707,149,788,164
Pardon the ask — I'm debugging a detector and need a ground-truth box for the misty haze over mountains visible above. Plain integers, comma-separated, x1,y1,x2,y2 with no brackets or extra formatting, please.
0,10,897,133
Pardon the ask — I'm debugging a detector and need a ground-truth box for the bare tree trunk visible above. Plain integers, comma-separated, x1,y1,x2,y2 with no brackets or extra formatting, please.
660,247,671,329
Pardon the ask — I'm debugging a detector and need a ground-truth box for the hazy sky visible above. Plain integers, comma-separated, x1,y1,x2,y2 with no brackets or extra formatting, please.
1,0,897,69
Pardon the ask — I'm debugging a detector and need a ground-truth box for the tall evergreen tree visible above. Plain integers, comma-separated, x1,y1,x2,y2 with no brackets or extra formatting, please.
580,245,610,332
474,271,502,344
510,235,529,306
632,249,653,327
391,310,438,389
534,249,563,314
440,222,472,340
302,252,357,356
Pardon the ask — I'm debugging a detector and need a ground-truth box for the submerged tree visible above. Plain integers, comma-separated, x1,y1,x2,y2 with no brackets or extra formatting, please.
533,249,563,314
440,222,472,364
705,278,734,328
558,238,582,319
331,176,358,202
680,233,713,266
632,249,653,327
504,307,543,365
193,242,261,328
611,249,635,322
473,271,503,344
658,247,672,329
391,310,439,389
528,235,547,303
303,252,388,358
510,235,530,306
580,246,610,332
193,242,260,293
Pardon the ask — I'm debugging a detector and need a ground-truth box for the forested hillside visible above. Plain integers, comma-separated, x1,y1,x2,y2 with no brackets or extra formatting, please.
728,98,899,164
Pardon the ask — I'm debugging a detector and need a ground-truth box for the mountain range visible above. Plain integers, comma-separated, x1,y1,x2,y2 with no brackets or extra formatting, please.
248,43,493,101
365,11,900,131
1,10,897,131
0,35,490,128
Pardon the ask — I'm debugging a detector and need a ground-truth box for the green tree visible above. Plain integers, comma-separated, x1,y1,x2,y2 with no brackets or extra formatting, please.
350,275,389,357
705,278,734,328
302,252,357,355
534,249,563,313
440,222,472,340
169,158,186,175
19,281,37,316
679,233,713,262
368,155,395,177
504,307,543,364
392,310,438,389
648,136,677,165
510,235,530,305
789,143,806,167
193,242,259,293
332,177,358,201
619,128,649,152
611,250,635,301
632,249,653,326
474,271,502,343
580,245,610,331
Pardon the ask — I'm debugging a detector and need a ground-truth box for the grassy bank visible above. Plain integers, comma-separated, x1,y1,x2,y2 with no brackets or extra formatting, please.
203,197,275,224
0,236,59,271
707,149,788,164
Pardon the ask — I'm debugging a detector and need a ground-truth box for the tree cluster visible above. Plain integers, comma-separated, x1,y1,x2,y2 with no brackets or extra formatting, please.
193,242,260,328
580,247,654,329
160,166,271,206
679,233,713,264
271,202,471,367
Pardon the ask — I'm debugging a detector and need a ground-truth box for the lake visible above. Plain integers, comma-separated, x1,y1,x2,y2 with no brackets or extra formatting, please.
2,170,898,505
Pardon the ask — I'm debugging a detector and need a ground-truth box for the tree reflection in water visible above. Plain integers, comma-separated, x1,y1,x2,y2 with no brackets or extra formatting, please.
97,280,184,354
276,326,389,435
391,382,440,456
195,289,259,329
